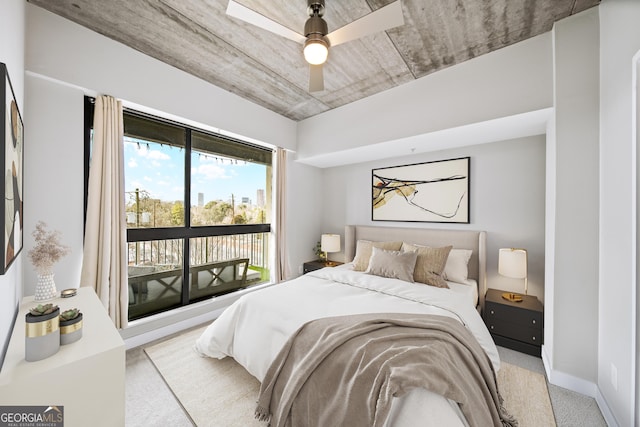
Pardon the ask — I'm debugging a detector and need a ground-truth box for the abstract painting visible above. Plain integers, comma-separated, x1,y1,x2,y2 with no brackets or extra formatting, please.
372,157,469,223
0,63,23,274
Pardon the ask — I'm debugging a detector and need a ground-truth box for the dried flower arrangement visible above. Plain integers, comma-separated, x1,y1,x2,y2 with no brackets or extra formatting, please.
27,221,71,275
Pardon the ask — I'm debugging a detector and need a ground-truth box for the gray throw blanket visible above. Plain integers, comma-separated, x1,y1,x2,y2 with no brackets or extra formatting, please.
255,313,517,427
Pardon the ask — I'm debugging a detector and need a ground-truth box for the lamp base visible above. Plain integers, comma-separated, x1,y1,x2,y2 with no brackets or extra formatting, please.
501,292,524,303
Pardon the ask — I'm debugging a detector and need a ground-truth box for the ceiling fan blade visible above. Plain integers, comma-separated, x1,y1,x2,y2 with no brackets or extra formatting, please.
326,0,404,47
309,64,324,92
226,0,306,45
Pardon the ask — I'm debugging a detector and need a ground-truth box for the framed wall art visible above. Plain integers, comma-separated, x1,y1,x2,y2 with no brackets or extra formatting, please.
0,62,24,274
372,157,470,223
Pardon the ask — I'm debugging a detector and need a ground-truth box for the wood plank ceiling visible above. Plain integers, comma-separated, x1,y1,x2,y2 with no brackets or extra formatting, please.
27,0,600,122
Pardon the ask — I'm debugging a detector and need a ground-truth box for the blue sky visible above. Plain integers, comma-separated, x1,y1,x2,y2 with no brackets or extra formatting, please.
124,137,266,205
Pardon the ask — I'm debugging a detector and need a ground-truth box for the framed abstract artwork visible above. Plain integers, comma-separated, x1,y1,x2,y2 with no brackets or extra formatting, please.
0,63,24,274
372,157,470,223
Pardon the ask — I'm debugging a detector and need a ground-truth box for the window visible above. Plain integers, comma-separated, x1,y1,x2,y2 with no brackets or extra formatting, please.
85,97,273,321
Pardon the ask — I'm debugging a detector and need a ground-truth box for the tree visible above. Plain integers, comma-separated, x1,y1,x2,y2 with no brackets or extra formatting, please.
211,202,233,224
171,201,185,225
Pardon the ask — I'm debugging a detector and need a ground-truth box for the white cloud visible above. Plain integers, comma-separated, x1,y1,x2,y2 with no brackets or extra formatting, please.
137,145,170,161
193,163,231,180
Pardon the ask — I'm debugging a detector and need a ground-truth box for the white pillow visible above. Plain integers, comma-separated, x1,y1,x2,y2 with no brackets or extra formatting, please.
443,249,473,285
365,247,418,283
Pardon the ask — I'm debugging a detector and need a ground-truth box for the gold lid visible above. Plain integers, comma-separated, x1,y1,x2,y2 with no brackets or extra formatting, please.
61,288,77,298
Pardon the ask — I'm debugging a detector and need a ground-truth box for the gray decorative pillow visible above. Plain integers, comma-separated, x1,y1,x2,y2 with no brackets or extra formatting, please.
401,243,453,288
365,247,418,283
352,240,403,271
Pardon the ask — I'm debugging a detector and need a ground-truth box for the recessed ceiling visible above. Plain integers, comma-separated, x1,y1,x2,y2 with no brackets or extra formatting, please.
27,0,600,122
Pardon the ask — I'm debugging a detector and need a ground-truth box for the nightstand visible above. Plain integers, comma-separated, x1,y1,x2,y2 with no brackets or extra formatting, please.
303,260,344,274
483,288,543,357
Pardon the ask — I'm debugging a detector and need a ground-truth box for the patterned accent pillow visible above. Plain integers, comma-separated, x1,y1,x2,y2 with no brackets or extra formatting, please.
352,240,403,271
401,243,453,288
365,247,418,282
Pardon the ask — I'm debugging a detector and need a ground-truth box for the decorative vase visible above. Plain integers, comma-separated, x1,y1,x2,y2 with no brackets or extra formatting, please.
35,273,58,301
25,306,60,362
60,312,83,345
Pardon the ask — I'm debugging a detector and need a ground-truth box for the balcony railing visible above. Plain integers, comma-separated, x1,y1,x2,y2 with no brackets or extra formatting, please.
126,233,270,320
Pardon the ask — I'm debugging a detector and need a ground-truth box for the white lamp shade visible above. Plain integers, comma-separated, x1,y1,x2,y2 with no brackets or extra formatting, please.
304,40,329,65
498,248,527,279
321,234,340,253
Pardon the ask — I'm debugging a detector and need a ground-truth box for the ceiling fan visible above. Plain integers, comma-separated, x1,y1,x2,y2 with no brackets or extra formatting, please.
226,0,405,92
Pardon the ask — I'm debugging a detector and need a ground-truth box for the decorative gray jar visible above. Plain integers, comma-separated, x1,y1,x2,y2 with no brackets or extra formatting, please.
60,312,83,345
25,307,60,362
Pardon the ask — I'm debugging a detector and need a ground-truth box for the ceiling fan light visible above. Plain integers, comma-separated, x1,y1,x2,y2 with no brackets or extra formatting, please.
304,38,329,65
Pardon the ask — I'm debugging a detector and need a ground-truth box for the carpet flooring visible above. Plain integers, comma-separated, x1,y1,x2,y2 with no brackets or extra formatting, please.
144,325,556,427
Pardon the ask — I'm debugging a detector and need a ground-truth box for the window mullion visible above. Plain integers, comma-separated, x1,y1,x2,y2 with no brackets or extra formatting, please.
182,128,192,306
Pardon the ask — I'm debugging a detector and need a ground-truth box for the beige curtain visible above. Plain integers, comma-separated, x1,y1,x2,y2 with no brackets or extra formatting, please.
81,95,128,328
275,147,288,282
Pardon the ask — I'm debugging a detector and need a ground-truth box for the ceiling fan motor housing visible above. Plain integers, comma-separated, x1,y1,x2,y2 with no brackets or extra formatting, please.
305,17,328,37
304,0,329,52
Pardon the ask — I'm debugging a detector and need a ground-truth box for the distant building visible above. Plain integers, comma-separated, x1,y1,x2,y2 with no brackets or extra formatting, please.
257,189,265,207
198,192,204,207
241,197,251,205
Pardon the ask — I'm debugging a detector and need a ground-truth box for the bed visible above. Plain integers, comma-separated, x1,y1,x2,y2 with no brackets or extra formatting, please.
195,225,506,427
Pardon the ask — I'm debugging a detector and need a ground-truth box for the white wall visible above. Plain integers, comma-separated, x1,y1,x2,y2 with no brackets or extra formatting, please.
0,0,25,367
318,136,546,299
636,57,640,427
544,114,557,376
284,155,323,278
23,75,84,295
599,1,640,425
545,7,600,392
297,32,552,163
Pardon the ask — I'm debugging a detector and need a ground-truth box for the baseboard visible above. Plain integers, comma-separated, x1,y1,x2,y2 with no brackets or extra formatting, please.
541,345,597,396
541,345,618,427
595,389,620,427
122,305,225,350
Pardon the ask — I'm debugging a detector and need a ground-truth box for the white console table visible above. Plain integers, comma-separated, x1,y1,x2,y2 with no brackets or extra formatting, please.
0,287,125,426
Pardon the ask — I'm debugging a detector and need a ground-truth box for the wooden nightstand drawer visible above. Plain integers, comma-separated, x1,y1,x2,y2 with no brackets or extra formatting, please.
485,301,542,330
485,320,542,346
484,288,544,356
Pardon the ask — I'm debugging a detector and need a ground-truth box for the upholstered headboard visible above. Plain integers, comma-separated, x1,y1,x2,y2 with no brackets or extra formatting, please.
344,225,487,308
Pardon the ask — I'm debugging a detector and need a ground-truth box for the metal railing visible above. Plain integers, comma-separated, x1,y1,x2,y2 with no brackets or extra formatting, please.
126,232,270,320
127,233,270,271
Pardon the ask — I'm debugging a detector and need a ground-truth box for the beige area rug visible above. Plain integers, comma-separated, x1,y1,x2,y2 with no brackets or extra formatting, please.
145,325,556,427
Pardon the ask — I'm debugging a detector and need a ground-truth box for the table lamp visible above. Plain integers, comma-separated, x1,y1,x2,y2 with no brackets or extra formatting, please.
498,248,527,302
321,234,340,266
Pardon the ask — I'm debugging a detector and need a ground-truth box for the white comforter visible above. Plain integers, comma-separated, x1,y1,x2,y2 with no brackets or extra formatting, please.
195,265,500,426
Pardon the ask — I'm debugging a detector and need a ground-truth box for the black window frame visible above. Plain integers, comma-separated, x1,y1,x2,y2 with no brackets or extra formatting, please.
83,96,272,317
